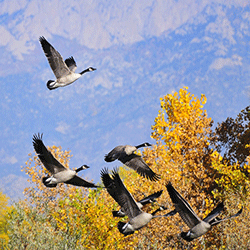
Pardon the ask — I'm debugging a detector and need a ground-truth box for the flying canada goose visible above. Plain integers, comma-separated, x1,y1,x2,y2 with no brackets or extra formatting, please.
101,168,176,236
166,182,243,241
39,36,96,90
104,143,160,181
32,133,98,188
113,190,163,217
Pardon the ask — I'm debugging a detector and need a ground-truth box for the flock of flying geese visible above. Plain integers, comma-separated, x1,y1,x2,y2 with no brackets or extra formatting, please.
34,37,243,242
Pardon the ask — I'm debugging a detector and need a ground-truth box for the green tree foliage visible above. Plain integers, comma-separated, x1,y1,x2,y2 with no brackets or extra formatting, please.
3,87,250,249
212,106,250,166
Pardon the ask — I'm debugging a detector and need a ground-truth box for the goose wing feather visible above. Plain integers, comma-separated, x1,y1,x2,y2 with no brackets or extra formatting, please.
65,56,77,72
203,202,224,223
64,175,97,188
39,36,70,78
120,153,160,181
101,168,142,220
166,182,202,229
32,133,67,174
139,190,163,205
104,146,125,162
209,207,243,226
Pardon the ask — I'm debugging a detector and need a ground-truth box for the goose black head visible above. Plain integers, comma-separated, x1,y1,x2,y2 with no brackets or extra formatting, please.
88,67,96,71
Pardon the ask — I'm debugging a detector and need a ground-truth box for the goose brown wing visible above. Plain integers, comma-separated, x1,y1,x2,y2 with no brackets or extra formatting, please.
120,153,160,181
101,168,142,220
104,146,125,162
166,182,201,229
39,36,70,78
64,176,97,188
208,207,243,226
32,133,66,174
139,190,163,205
65,56,77,72
203,202,224,223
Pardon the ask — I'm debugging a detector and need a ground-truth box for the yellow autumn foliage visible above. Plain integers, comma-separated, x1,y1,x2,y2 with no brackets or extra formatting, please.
0,191,12,247
4,87,249,249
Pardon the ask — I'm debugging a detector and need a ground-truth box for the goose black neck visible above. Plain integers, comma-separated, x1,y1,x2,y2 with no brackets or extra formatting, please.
75,166,83,173
80,69,90,75
135,143,151,149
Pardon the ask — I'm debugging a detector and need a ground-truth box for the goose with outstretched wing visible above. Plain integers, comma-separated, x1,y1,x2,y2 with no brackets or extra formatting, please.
33,133,98,188
39,36,96,90
166,182,243,241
